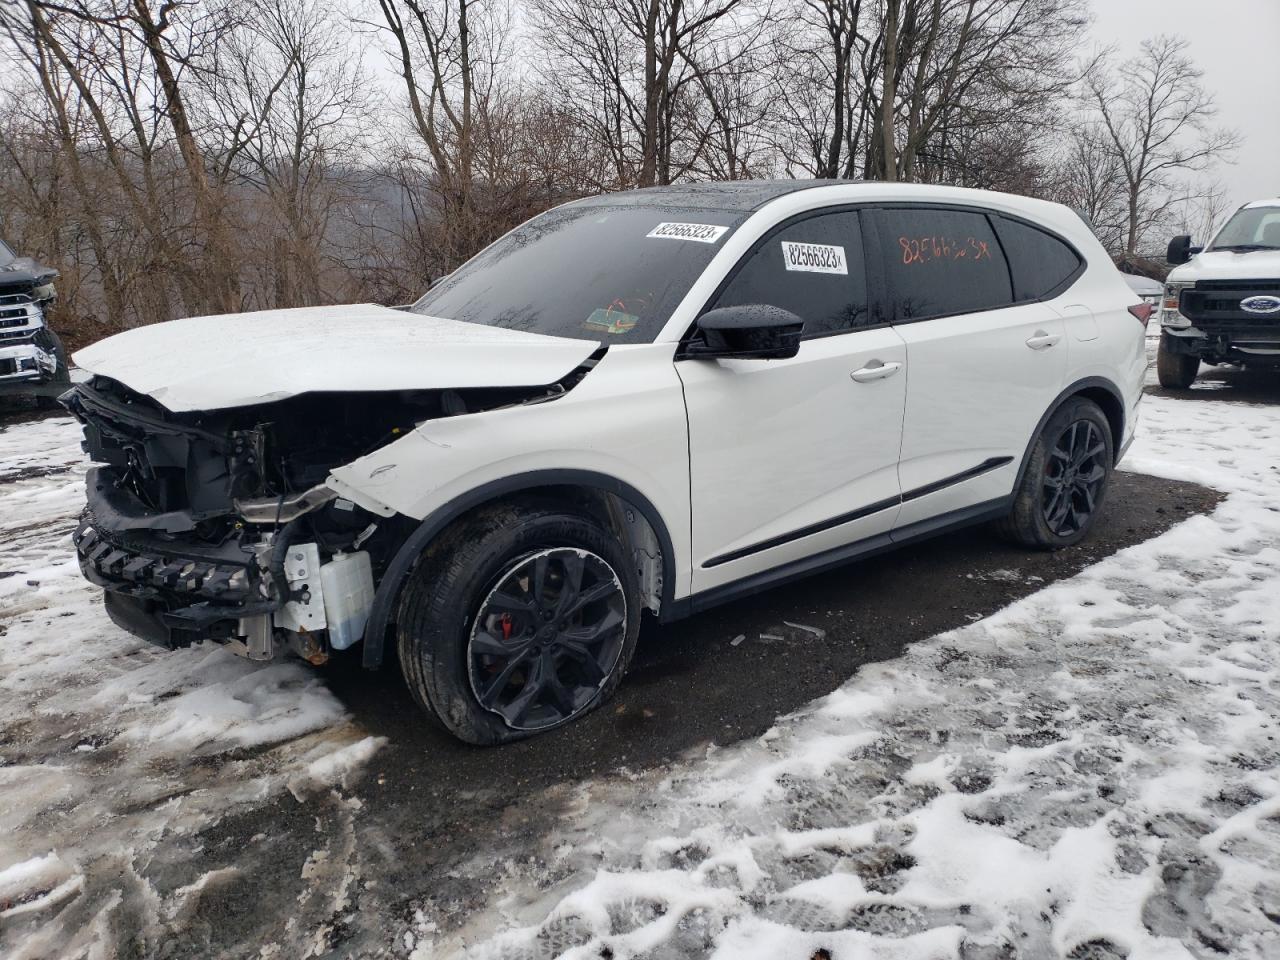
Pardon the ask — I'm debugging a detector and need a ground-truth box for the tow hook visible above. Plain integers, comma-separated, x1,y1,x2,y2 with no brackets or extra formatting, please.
292,629,329,666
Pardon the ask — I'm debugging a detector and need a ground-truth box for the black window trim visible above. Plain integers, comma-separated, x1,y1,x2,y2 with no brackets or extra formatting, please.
676,202,891,359
870,202,1087,327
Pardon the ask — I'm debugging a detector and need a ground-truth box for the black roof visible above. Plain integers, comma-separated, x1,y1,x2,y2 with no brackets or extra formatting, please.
572,179,853,213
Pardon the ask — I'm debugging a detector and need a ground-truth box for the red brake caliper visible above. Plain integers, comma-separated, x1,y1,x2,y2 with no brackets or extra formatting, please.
500,612,514,642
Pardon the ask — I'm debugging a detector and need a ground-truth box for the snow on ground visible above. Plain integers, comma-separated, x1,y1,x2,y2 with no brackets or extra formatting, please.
403,390,1280,960
2,364,1279,960
0,415,384,958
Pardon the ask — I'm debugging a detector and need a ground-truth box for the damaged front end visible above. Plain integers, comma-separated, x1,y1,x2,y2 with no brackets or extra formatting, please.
0,253,64,397
64,376,545,663
65,377,419,662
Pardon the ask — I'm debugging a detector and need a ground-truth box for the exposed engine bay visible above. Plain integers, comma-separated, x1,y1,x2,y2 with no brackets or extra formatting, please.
63,373,584,663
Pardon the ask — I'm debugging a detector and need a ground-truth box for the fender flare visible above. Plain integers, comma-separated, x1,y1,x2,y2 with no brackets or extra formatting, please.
361,469,680,668
1012,375,1126,492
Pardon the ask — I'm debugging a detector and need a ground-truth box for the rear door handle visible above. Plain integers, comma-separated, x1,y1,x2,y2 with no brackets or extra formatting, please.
850,360,903,382
1026,331,1061,350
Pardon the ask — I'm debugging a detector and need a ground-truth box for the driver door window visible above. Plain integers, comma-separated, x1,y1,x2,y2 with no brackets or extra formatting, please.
712,212,870,337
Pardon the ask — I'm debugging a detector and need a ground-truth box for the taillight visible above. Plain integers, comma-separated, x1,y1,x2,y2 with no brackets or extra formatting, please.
1128,302,1155,328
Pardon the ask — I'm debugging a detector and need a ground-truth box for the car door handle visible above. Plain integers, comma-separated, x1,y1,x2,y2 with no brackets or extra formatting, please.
1025,331,1061,350
850,360,903,382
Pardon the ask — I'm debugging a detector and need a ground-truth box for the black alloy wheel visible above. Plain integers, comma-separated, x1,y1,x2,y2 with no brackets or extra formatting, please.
994,396,1113,549
468,547,627,731
1041,419,1108,537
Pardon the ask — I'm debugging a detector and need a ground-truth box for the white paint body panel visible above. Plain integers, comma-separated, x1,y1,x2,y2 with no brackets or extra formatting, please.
891,301,1066,529
1167,249,1280,285
73,304,601,412
327,344,696,597
677,328,906,592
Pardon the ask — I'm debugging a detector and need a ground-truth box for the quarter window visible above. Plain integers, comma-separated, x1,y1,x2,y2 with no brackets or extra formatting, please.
712,211,870,336
880,208,1013,320
992,216,1082,301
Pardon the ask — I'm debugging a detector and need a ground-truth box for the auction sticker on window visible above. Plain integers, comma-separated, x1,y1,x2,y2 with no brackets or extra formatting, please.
646,222,730,243
781,241,847,274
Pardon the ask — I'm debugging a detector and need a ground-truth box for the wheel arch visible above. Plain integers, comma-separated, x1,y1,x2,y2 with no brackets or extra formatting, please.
1012,376,1126,493
361,470,679,669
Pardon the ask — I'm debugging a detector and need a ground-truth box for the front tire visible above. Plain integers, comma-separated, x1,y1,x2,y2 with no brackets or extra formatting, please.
1156,333,1199,389
396,501,641,745
996,398,1114,549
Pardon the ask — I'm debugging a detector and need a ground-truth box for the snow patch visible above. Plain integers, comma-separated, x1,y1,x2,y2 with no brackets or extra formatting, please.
415,391,1280,959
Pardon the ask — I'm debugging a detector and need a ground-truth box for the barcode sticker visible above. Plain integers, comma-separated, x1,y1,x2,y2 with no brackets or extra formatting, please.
781,241,847,275
646,222,730,243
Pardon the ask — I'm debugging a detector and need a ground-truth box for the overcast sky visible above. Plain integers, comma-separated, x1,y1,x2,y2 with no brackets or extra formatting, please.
1089,0,1279,230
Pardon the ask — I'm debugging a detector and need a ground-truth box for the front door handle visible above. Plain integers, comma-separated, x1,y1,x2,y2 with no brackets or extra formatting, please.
850,360,903,382
1026,330,1061,350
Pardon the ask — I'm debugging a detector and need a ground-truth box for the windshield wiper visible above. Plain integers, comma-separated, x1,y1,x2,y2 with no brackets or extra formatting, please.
1212,244,1277,253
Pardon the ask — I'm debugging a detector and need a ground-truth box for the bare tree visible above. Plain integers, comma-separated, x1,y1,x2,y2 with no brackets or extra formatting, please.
1050,119,1127,252
531,0,757,189
766,0,1084,186
1085,35,1239,256
210,0,372,307
769,0,871,178
375,0,551,275
0,0,1244,349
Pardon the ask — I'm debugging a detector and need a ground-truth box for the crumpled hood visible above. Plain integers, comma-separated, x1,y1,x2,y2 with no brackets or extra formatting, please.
73,304,602,413
0,257,58,293
1170,249,1280,283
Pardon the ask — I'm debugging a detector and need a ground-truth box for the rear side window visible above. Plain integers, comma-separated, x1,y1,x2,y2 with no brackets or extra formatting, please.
992,216,1082,300
880,208,1012,320
712,211,870,336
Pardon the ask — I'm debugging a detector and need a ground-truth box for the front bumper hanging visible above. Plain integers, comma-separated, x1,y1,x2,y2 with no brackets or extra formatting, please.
73,514,279,651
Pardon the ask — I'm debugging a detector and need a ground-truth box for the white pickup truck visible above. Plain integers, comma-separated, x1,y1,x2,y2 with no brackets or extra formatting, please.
1157,198,1280,388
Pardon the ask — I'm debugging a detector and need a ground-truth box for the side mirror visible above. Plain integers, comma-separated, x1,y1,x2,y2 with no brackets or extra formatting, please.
1166,235,1201,265
687,304,804,360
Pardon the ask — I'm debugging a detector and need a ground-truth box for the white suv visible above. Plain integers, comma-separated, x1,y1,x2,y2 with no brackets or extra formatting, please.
66,182,1148,743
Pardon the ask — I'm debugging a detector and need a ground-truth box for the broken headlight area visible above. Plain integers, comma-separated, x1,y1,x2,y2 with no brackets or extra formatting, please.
74,470,392,663
64,377,467,661
65,373,584,662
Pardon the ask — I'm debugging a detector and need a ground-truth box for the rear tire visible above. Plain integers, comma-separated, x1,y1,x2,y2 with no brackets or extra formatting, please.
396,501,641,745
996,397,1114,550
1156,333,1199,389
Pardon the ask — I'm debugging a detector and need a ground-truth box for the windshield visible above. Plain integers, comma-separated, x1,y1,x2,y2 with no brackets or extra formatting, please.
410,203,744,342
0,239,14,267
1208,207,1280,251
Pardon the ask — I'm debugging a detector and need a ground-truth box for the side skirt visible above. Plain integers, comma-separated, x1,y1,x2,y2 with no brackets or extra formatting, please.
702,456,1012,569
667,496,1012,621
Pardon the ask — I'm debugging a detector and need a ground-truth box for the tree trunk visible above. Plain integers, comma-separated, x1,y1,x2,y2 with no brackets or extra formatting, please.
132,0,240,314
879,0,899,182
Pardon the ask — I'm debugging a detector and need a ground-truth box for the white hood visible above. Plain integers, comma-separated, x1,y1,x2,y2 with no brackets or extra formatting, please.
73,304,602,412
1169,249,1280,283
